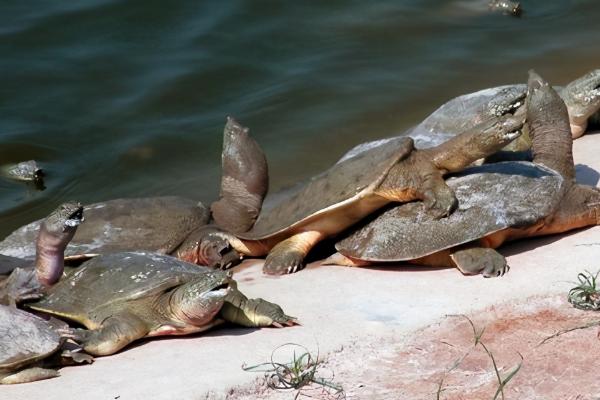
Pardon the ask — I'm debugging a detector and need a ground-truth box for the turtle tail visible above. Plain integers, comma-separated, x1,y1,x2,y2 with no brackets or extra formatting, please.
211,117,268,233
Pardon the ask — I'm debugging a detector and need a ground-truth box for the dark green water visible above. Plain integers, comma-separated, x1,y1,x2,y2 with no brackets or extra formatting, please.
0,0,599,238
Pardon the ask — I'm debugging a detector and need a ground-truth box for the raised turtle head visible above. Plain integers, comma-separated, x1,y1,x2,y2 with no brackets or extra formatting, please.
41,202,84,235
169,270,232,326
431,113,523,173
35,202,84,287
561,69,600,138
487,88,527,119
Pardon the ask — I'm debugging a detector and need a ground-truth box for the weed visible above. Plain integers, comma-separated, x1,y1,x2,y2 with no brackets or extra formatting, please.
243,343,344,399
567,270,600,310
437,315,523,400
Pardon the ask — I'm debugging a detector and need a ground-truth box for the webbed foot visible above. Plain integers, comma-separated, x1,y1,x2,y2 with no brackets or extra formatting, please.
451,248,509,278
246,298,298,327
423,185,458,219
264,249,306,275
262,231,323,275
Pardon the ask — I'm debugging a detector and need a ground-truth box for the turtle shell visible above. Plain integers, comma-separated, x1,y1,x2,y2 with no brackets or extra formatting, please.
0,305,63,371
29,252,217,327
0,255,28,276
335,162,564,262
237,136,413,240
339,85,528,163
0,196,209,260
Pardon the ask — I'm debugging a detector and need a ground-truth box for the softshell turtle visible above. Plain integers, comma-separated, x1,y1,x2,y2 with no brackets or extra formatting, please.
0,160,44,182
176,113,524,275
329,70,600,275
29,252,296,356
340,69,600,162
0,305,90,384
0,196,209,262
488,0,522,16
0,202,83,305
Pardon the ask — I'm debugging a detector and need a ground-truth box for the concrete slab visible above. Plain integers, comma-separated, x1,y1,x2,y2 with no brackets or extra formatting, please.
3,132,600,399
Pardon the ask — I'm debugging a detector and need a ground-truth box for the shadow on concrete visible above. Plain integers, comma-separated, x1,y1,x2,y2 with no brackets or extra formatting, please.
575,163,600,186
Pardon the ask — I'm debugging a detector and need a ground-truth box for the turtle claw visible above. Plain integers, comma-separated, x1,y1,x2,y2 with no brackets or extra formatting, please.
264,250,306,275
66,328,92,344
484,262,510,278
451,248,509,278
423,187,458,219
271,318,299,328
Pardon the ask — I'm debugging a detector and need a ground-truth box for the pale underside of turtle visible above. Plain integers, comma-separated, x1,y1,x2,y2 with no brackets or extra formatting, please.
0,196,209,260
336,162,564,262
29,252,295,356
0,305,64,384
237,136,413,241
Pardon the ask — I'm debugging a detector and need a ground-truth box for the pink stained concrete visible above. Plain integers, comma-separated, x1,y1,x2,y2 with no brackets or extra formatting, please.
2,132,600,400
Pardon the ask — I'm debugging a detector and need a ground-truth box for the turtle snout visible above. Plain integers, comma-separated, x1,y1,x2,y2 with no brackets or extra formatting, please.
199,236,242,270
64,205,84,230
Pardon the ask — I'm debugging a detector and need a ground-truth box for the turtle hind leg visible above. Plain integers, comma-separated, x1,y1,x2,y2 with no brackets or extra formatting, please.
0,367,59,384
211,117,268,233
412,247,509,278
263,231,325,275
220,287,297,328
535,184,600,236
450,248,509,278
72,312,149,356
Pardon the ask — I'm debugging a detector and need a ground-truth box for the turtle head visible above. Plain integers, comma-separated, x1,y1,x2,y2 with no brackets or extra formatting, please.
42,202,84,237
169,271,233,325
561,69,600,138
36,202,84,287
490,0,522,17
487,87,527,119
472,113,524,152
173,226,242,270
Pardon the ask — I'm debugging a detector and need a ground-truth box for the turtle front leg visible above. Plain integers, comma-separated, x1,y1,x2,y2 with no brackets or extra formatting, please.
420,171,458,219
376,153,458,219
429,113,524,173
221,286,297,328
263,231,325,275
71,312,149,356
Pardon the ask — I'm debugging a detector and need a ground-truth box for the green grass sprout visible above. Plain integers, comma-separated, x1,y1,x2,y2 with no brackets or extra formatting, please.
242,343,344,399
567,270,600,310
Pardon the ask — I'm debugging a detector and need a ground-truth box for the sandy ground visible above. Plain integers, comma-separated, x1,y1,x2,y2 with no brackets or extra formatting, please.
3,132,600,400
